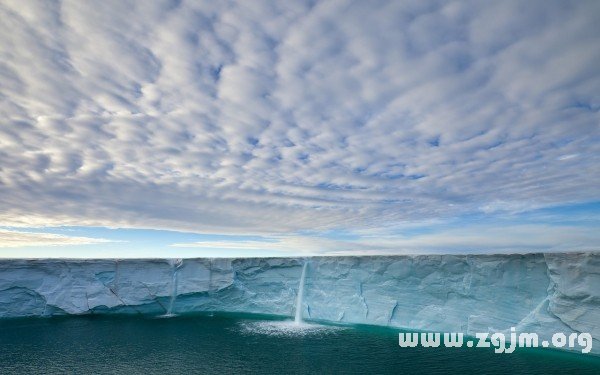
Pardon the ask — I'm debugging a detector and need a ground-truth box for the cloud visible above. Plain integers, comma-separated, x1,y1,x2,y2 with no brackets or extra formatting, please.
171,223,600,255
0,0,598,239
0,229,112,248
170,235,359,255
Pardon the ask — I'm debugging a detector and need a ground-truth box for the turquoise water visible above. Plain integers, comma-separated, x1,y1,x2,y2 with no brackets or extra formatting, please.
0,314,598,374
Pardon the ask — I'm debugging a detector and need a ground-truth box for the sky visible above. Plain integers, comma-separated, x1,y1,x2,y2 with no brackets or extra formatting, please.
0,0,598,257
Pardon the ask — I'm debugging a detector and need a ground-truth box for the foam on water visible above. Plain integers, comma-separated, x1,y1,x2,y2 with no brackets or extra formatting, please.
155,313,178,319
237,320,343,337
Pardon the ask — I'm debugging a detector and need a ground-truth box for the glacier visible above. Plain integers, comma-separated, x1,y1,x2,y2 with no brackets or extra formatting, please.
0,253,598,353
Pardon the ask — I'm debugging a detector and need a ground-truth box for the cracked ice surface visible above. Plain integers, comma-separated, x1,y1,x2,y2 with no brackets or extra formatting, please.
0,253,598,353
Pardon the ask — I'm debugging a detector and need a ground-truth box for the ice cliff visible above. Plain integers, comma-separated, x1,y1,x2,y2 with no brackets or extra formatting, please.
0,253,598,353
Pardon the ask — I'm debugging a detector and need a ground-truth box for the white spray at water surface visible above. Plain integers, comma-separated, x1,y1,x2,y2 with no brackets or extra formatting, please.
294,262,308,325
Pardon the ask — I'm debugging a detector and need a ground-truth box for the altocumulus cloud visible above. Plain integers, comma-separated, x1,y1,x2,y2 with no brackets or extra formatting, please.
0,1,599,243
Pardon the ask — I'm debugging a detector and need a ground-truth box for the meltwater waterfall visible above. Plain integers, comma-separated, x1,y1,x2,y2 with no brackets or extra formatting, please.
165,259,183,316
294,262,308,325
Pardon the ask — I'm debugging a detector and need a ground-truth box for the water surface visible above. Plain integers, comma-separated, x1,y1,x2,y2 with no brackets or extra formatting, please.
0,314,598,374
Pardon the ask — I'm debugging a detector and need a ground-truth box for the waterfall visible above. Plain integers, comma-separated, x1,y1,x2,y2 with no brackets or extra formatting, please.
294,262,308,325
166,259,183,316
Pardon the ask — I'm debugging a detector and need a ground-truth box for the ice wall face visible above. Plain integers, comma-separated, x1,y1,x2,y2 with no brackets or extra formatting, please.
0,254,598,353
